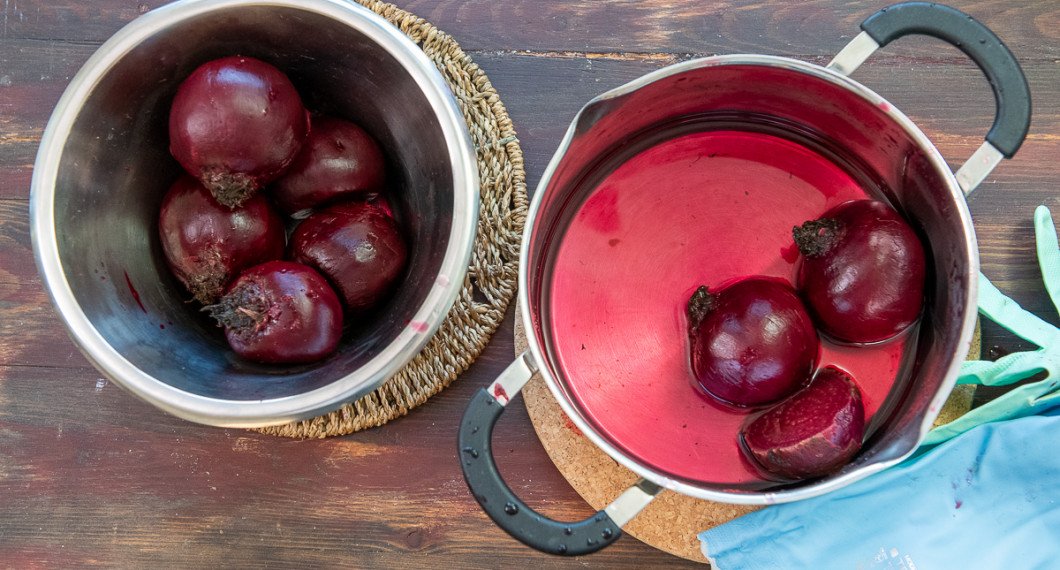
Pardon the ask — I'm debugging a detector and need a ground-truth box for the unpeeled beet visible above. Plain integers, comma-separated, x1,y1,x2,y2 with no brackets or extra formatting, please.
741,367,865,480
169,56,309,208
270,116,386,217
794,199,926,344
687,278,818,407
159,175,285,304
290,201,407,312
205,261,343,364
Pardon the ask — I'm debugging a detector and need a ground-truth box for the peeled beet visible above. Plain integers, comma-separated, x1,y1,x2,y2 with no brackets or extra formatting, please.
794,200,926,344
169,56,309,208
741,367,865,480
205,261,343,364
271,116,386,217
687,278,818,407
290,201,407,312
159,175,285,304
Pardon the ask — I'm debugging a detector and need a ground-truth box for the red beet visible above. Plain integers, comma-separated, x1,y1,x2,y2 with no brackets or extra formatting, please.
158,175,285,304
271,116,386,217
289,202,408,312
687,278,818,407
794,200,926,344
205,261,343,364
169,56,309,208
741,366,865,479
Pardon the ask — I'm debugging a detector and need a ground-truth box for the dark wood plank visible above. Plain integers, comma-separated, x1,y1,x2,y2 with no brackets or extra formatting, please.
0,313,698,568
4,0,1058,59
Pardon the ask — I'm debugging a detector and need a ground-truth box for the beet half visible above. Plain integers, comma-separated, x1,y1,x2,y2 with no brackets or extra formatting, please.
289,202,408,312
741,366,865,480
270,116,386,217
159,175,285,304
687,278,819,407
794,200,926,344
205,261,343,364
169,56,309,208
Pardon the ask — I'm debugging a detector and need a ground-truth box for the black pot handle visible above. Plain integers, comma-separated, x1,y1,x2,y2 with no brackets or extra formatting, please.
828,2,1031,192
458,351,661,556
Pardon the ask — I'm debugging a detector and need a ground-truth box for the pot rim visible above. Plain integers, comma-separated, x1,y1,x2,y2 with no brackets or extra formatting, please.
29,0,479,427
519,53,979,504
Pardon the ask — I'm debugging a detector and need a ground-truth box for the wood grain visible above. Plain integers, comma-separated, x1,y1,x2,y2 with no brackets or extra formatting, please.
0,0,1057,567
3,0,1058,59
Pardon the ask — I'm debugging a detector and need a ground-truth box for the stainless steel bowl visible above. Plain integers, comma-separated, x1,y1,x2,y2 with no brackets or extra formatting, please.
30,0,478,427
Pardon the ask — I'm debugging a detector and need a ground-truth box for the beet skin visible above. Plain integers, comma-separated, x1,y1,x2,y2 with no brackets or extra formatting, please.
290,201,407,312
169,56,309,207
687,277,819,407
159,175,285,304
206,261,343,364
271,116,386,217
794,199,926,344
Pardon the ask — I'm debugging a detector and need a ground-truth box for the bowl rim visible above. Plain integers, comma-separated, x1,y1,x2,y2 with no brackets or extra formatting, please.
29,0,480,427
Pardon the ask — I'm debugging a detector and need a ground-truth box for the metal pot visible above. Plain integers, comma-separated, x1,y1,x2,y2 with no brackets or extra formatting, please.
459,2,1030,556
31,0,478,427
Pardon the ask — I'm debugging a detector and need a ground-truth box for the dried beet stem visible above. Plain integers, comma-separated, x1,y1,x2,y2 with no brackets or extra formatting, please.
793,218,842,258
686,285,718,327
201,168,257,209
203,282,269,337
186,245,227,305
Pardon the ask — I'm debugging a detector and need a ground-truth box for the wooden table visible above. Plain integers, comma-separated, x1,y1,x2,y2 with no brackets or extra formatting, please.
1,1,1056,567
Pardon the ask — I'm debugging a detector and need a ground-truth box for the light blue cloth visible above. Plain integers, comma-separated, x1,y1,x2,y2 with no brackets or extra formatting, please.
699,206,1060,569
700,411,1060,569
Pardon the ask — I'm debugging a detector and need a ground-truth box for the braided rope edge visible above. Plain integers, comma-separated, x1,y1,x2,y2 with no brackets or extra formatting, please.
256,0,527,438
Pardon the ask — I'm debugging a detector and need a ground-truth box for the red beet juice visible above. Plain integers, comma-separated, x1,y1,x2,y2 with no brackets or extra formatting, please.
545,120,919,489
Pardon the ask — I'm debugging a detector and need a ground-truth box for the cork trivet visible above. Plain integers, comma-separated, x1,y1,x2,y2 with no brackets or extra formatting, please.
516,318,980,563
257,0,526,438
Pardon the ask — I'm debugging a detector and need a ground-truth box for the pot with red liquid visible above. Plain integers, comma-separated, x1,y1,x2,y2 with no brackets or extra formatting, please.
459,2,1031,556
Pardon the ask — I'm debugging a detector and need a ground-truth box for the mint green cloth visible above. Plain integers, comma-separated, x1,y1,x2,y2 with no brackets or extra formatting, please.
921,205,1060,449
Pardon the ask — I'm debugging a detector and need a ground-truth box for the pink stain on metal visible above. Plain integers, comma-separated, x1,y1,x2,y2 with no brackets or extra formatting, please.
492,384,509,405
123,271,147,313
410,321,429,333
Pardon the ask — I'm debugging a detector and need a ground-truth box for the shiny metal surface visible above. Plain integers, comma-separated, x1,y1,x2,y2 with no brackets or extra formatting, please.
827,31,881,76
31,0,478,426
486,351,537,407
956,141,1005,194
603,479,662,527
519,54,979,504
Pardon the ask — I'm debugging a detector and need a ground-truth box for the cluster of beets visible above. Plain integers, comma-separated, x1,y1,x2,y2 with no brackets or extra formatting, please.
687,199,926,480
159,56,407,365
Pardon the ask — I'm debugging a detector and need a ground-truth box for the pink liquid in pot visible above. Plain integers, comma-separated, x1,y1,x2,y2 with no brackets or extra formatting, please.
546,128,917,488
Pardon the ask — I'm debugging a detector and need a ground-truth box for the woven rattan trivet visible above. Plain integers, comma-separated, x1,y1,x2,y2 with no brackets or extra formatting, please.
258,0,526,438
515,318,980,562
